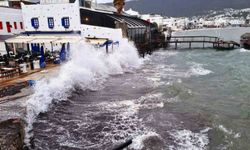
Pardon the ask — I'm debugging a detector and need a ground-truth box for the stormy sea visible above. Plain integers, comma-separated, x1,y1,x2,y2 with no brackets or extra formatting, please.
21,27,250,149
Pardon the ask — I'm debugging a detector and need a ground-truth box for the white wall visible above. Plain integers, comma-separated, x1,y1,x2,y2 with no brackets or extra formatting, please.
81,24,123,40
40,0,70,4
21,2,123,40
0,1,9,7
0,7,24,35
21,2,81,32
141,14,163,27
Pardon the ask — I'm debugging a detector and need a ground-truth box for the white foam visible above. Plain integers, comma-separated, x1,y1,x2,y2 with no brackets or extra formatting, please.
239,48,250,53
188,63,213,76
130,131,162,150
93,93,164,148
169,128,210,150
24,39,142,146
218,125,241,139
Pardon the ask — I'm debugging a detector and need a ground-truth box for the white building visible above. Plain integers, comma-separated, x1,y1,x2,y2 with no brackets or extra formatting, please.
5,0,152,55
229,19,245,27
21,0,123,40
0,0,27,55
125,8,140,17
140,14,163,30
163,17,189,31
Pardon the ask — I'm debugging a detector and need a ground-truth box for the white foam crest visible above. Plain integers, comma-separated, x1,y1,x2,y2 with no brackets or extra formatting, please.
24,39,142,146
218,125,241,139
169,128,210,150
187,63,213,77
94,93,164,147
239,48,250,53
130,131,162,150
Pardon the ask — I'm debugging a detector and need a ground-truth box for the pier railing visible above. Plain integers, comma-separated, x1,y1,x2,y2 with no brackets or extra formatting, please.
167,36,223,49
169,36,220,43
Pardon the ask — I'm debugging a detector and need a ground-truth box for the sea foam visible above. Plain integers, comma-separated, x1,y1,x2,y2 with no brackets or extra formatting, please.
188,63,213,77
169,128,210,150
24,39,142,146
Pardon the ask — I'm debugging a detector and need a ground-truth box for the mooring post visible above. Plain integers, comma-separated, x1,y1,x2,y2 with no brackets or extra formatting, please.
189,42,191,49
106,42,109,54
175,41,177,49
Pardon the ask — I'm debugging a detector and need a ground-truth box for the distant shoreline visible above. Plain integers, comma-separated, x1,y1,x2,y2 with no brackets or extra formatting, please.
174,26,250,33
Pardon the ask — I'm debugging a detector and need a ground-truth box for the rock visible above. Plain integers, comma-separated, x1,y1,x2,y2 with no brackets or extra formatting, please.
0,82,28,98
0,118,25,150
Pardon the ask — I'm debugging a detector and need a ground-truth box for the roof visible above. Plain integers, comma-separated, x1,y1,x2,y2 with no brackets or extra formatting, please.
107,14,150,28
92,3,117,13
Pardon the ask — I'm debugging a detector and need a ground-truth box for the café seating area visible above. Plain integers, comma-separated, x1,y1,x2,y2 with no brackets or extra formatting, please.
0,43,68,81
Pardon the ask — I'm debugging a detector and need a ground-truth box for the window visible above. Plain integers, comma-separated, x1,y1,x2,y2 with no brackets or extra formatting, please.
62,17,70,28
31,18,39,29
6,22,11,33
48,17,54,29
80,9,116,28
14,22,17,29
0,21,2,30
20,22,23,29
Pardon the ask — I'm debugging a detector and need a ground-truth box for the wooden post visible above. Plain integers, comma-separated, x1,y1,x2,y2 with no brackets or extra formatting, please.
175,41,177,50
189,42,191,49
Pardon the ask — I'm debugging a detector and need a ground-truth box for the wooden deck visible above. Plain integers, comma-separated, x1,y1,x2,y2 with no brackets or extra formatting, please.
0,64,59,88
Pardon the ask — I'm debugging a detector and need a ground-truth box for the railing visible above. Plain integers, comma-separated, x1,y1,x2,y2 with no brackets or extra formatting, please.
169,36,220,43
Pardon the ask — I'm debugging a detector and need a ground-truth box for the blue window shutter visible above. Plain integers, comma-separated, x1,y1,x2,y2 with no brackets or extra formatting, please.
48,17,54,29
31,18,39,29
62,17,70,28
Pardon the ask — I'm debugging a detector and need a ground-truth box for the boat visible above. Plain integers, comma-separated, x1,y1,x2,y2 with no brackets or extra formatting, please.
240,33,250,50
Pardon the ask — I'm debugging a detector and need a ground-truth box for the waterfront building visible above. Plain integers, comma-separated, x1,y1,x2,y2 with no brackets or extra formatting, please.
125,8,140,18
228,19,245,27
140,14,164,31
0,0,33,55
162,17,189,31
5,0,156,56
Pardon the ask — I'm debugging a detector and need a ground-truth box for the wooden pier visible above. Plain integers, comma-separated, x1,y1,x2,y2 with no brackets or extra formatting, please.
165,36,240,50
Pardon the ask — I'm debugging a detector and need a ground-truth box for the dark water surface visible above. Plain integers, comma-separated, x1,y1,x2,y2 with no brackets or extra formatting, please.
33,49,250,150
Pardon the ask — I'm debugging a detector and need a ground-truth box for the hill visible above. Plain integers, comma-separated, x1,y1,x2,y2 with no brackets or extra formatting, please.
123,0,250,17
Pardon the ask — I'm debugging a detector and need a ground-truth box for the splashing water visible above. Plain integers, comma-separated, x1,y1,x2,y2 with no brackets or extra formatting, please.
24,39,142,146
169,128,210,150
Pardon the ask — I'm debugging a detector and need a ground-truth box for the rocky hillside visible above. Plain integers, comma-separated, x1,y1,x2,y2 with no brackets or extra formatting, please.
124,0,250,17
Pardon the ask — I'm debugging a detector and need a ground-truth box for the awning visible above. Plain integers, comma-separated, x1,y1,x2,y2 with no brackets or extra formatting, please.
29,38,56,43
5,35,83,44
5,36,34,43
54,37,82,43
86,38,107,45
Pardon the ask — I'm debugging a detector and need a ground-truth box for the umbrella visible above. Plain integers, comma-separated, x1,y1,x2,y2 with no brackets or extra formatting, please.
66,42,70,59
39,45,46,68
27,43,31,55
31,43,35,54
60,43,66,62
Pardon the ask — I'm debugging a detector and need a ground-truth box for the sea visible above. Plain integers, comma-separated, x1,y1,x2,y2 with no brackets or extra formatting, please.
5,27,250,150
